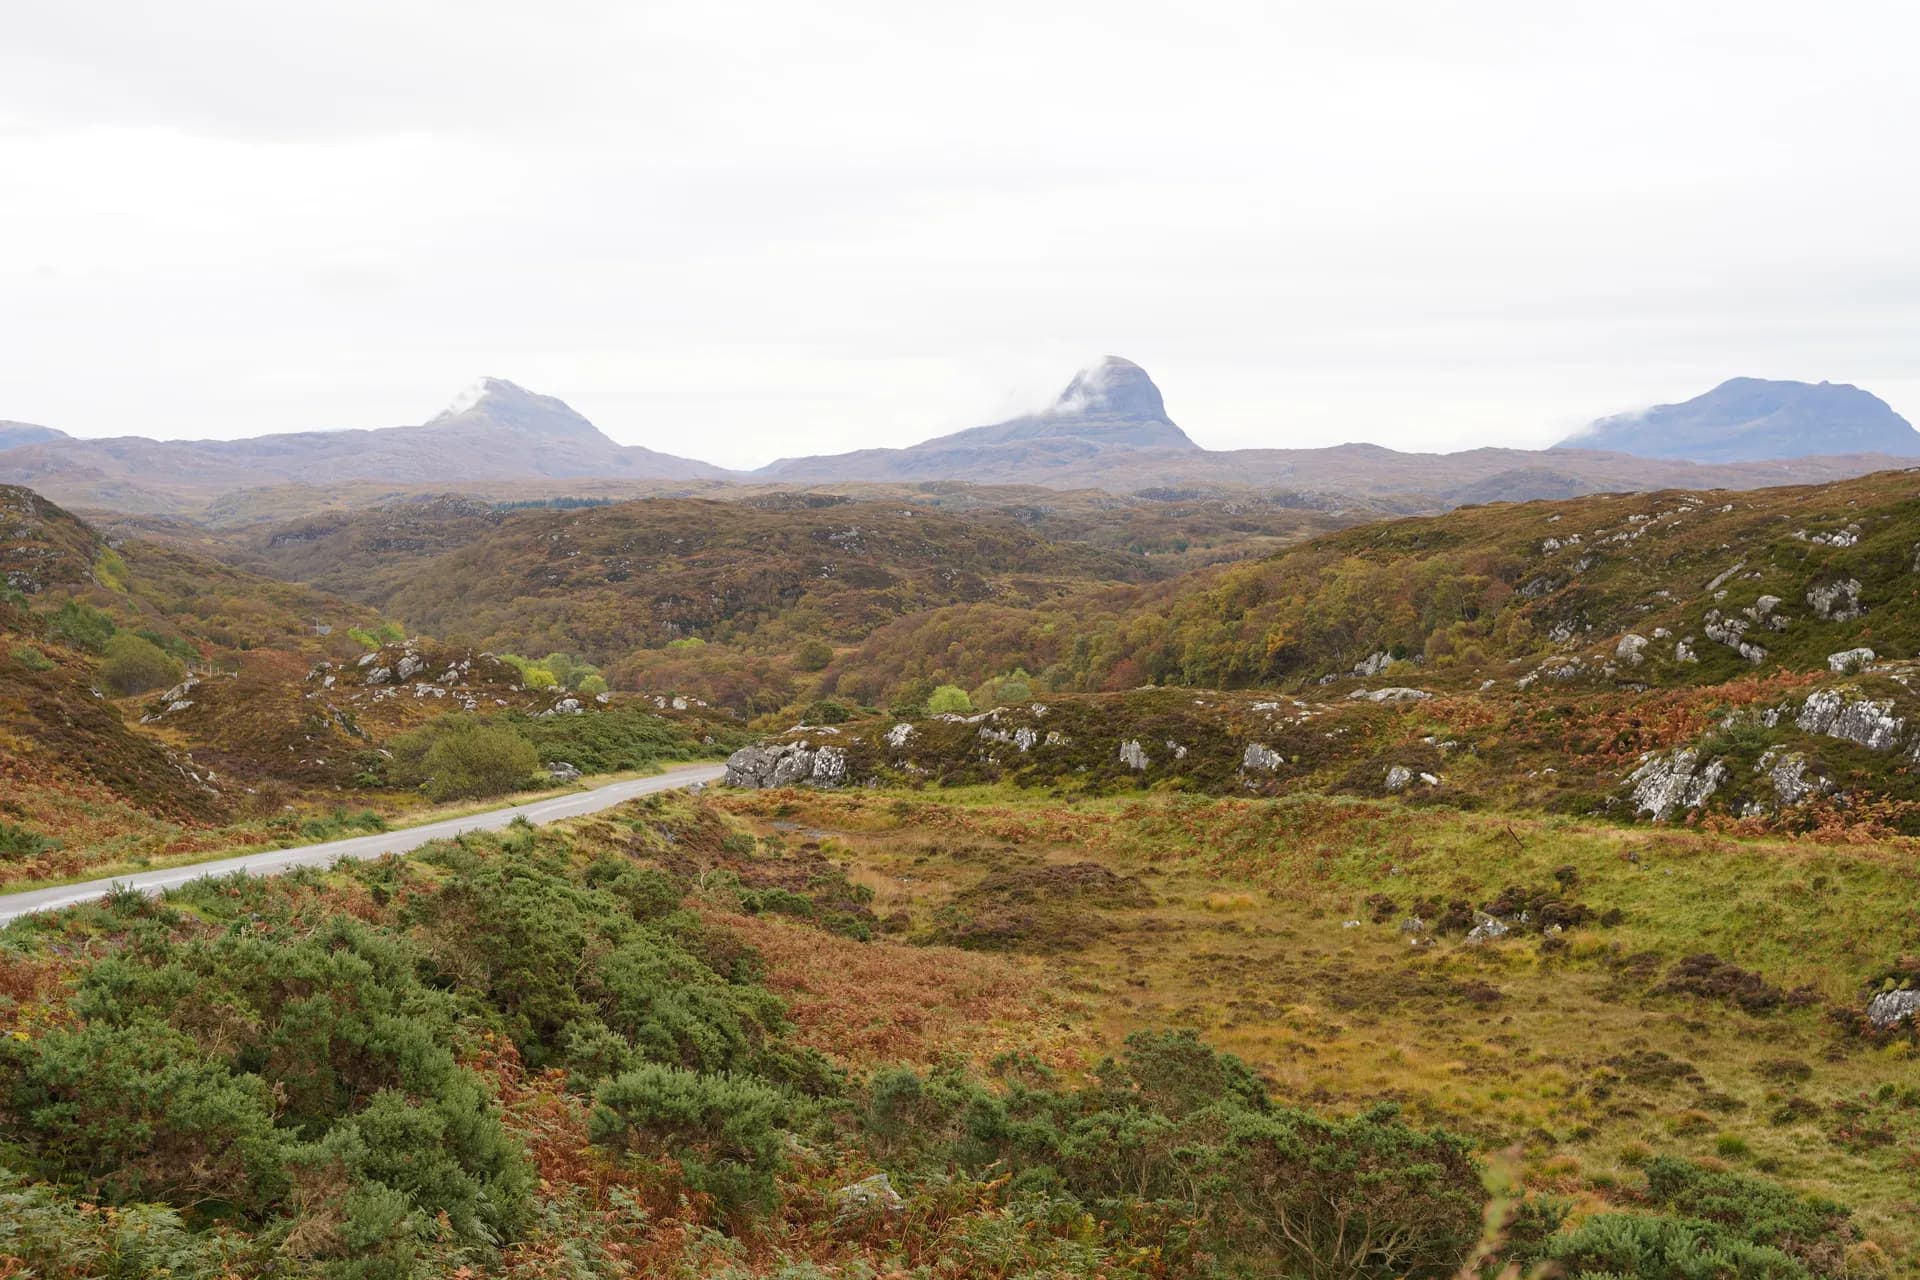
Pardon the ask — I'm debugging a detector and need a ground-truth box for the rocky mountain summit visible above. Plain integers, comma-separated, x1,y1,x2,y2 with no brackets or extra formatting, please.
1559,377,1920,462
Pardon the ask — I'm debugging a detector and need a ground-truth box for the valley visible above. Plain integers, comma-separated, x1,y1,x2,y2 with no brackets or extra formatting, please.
3,393,1919,1279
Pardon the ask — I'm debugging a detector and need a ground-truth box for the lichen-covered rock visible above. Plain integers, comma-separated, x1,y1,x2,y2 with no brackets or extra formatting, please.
1806,578,1864,622
1827,647,1876,674
725,740,850,789
1796,689,1905,752
884,722,915,748
1616,633,1649,665
548,760,582,783
1866,988,1919,1030
396,652,426,681
1384,764,1413,792
832,1172,905,1226
1466,912,1510,943
1702,610,1766,664
1118,739,1150,770
1627,748,1728,820
1350,687,1432,703
1756,749,1828,808
1242,742,1284,772
1353,651,1393,677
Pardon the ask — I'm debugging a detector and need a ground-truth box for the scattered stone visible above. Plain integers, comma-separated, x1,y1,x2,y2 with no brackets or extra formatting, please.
396,652,426,681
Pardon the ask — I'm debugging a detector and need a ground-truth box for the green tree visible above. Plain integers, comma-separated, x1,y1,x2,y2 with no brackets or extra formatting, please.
927,684,972,714
390,718,539,801
98,632,184,696
794,638,834,672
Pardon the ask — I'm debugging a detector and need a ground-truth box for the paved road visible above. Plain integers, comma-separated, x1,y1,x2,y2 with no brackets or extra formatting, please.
0,762,729,926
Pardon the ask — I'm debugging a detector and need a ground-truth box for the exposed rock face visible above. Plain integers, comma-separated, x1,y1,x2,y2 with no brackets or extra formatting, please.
1384,765,1413,792
1242,742,1284,772
1616,633,1649,665
884,722,915,748
1628,748,1728,820
1806,578,1864,622
1796,689,1905,752
1866,989,1919,1030
1353,651,1393,677
724,740,849,789
1756,749,1828,809
1118,739,1150,770
1827,647,1876,674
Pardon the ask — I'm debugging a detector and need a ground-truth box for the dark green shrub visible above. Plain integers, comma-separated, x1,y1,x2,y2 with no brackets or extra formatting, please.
389,716,539,801
1,1019,288,1211
0,820,59,862
589,1065,789,1215
45,599,116,652
802,698,852,724
9,643,54,671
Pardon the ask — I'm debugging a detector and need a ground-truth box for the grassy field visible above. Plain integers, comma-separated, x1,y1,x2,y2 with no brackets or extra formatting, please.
714,785,1920,1267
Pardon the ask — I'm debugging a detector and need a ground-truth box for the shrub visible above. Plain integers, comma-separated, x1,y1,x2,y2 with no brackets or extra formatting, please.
794,638,834,672
801,699,853,724
9,643,54,671
589,1065,789,1215
927,684,973,714
389,717,540,801
44,599,116,652
576,672,609,696
98,632,184,696
0,821,60,862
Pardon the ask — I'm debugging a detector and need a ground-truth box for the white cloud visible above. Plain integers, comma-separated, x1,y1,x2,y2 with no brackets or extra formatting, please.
1,0,1917,470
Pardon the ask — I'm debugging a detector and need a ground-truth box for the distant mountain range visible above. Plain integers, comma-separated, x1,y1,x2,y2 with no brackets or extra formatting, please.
2,362,1914,519
1557,377,1920,462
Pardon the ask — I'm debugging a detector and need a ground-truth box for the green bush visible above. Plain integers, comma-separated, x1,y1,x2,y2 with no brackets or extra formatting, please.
0,820,60,862
1515,1157,1859,1280
589,1065,789,1215
801,699,852,724
98,632,184,696
927,684,973,714
794,638,834,672
576,672,609,696
503,706,695,774
9,643,54,671
389,717,540,801
45,599,116,652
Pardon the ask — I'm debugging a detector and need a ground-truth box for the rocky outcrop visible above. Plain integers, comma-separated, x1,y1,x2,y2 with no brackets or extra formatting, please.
1866,988,1919,1030
1118,739,1150,770
1349,687,1432,703
832,1173,905,1226
1806,578,1864,622
1615,633,1649,666
1627,748,1728,820
724,740,850,789
1702,610,1766,664
1795,689,1905,752
1242,742,1284,772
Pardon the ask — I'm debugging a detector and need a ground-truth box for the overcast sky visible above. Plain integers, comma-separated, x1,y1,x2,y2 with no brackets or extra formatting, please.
3,1,1917,469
